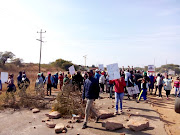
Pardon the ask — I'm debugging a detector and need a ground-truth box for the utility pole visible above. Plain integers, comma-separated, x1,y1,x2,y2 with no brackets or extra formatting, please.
36,29,46,73
83,55,87,67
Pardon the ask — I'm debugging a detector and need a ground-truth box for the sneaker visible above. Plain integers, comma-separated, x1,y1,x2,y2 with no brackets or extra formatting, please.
82,123,87,129
114,111,119,115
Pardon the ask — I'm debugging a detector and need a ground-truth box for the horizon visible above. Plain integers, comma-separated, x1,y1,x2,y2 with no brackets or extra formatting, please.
0,0,180,68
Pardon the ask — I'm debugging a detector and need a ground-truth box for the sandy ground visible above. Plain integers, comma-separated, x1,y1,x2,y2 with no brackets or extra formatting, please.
0,92,167,135
147,88,180,135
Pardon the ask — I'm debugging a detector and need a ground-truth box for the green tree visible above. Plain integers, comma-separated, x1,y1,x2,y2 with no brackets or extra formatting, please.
0,51,15,65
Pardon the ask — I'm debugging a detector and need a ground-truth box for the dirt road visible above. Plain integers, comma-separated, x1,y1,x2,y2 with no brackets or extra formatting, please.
0,92,167,135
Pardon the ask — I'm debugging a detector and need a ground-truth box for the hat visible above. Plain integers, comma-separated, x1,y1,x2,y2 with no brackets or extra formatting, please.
48,72,51,75
37,73,41,76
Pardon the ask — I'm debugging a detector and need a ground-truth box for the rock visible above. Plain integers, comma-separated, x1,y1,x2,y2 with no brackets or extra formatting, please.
136,112,140,115
72,115,82,120
46,121,56,128
62,130,67,133
66,125,71,128
97,110,114,119
42,117,50,122
48,111,61,119
102,119,123,131
68,120,72,123
128,114,131,118
124,118,129,121
32,108,40,113
126,109,131,112
126,117,149,131
55,123,66,133
112,105,115,108
120,133,126,135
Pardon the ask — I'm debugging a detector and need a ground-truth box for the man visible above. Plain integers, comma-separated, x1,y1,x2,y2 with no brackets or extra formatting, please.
44,72,54,96
82,70,100,129
94,69,101,81
17,71,22,89
35,73,44,88
149,73,155,94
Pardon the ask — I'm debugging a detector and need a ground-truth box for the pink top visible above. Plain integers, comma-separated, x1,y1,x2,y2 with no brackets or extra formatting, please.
174,81,180,88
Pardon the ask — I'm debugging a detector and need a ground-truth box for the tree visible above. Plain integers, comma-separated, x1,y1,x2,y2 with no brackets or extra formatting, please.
0,51,15,65
11,58,23,67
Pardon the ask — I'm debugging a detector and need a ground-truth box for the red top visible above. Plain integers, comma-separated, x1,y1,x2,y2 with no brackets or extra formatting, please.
174,81,180,88
109,77,126,93
58,75,64,81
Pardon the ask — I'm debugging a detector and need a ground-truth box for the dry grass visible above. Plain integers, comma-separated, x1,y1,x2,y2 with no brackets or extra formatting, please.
53,84,85,117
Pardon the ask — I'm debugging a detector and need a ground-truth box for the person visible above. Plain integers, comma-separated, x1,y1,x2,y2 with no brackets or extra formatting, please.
35,73,44,88
110,75,126,114
0,79,2,93
17,71,22,89
21,74,30,89
155,73,163,98
134,70,143,93
99,71,105,93
6,74,16,92
127,70,135,99
149,73,155,95
82,70,100,129
53,72,58,89
41,72,45,81
67,71,71,79
58,72,64,90
63,74,70,86
73,71,83,92
163,75,173,100
94,69,101,82
106,74,114,98
22,71,26,78
44,72,54,96
137,78,148,102
83,71,88,80
173,76,179,96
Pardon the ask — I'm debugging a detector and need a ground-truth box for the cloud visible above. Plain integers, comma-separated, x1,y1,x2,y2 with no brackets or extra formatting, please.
157,8,180,16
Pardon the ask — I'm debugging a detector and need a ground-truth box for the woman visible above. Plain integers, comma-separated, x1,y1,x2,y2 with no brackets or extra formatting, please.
110,75,126,114
173,76,179,96
58,73,64,90
163,75,173,100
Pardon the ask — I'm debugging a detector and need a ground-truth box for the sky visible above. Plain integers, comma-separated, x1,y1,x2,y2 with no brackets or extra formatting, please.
0,0,180,68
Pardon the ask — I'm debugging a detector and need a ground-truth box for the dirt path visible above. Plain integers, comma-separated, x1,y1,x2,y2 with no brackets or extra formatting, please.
0,92,167,135
147,89,180,135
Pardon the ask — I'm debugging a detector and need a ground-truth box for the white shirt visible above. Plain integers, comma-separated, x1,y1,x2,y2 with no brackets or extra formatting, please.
99,75,105,84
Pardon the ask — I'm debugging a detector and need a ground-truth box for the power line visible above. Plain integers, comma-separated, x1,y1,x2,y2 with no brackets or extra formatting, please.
36,29,46,73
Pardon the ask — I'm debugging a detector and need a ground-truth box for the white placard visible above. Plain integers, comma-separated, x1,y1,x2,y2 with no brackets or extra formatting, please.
148,65,155,72
98,64,104,71
68,65,75,75
127,86,140,95
107,63,120,80
1,72,8,83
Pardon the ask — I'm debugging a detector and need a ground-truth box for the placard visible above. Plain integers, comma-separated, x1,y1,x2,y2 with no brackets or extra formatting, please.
68,65,75,75
127,86,140,95
1,72,8,83
148,65,155,72
107,63,120,80
98,64,104,71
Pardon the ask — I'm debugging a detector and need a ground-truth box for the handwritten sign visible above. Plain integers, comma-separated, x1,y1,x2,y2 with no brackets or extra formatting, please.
148,65,155,72
1,72,8,83
98,64,104,71
127,86,140,95
107,63,120,80
68,65,75,75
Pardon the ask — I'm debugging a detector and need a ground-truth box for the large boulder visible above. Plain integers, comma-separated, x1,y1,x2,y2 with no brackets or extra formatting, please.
102,119,123,131
32,108,40,113
46,121,56,128
55,123,66,133
97,110,114,119
47,111,61,119
126,117,149,131
175,97,180,113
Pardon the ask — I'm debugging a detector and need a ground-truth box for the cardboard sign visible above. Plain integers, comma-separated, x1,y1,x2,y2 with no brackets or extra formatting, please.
68,65,75,75
1,72,8,83
127,86,140,95
98,64,104,71
148,65,155,72
107,63,120,80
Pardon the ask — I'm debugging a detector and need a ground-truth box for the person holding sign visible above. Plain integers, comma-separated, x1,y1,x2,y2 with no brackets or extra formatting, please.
110,75,126,114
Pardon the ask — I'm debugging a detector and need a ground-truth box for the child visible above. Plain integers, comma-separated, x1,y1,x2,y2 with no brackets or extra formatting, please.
173,77,179,96
137,78,148,102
